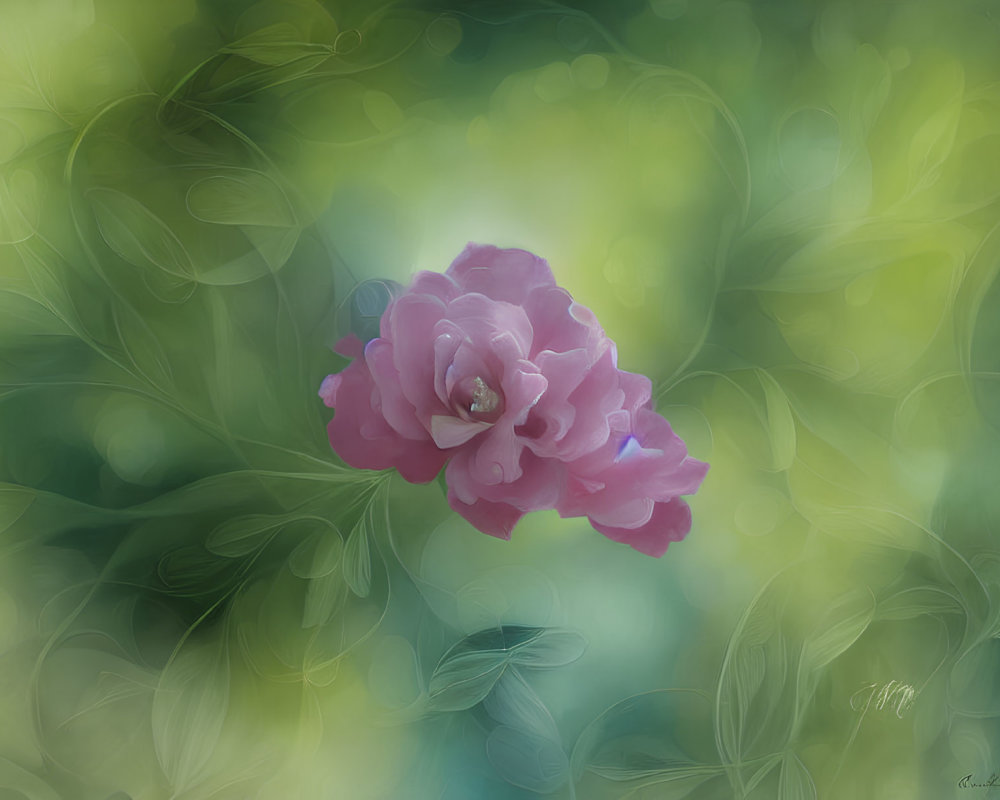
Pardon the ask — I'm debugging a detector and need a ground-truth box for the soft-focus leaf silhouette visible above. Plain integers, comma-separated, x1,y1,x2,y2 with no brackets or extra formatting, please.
0,169,40,244
290,520,345,627
427,650,510,712
157,546,234,595
716,572,796,764
0,756,61,800
221,24,333,66
88,188,193,278
795,588,875,720
949,638,1000,717
572,689,713,783
509,629,587,669
343,504,373,598
206,513,285,558
191,54,331,105
0,486,34,537
186,172,296,228
757,369,796,471
112,303,174,389
906,60,963,195
426,626,586,713
288,520,342,579
483,668,560,741
302,564,344,629
877,586,964,621
151,634,230,792
779,753,817,800
486,725,569,794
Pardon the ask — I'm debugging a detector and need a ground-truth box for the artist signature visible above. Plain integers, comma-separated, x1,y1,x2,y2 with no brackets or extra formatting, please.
958,773,999,790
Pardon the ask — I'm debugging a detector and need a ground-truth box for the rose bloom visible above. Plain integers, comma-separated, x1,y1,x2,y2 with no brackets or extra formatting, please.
319,244,708,556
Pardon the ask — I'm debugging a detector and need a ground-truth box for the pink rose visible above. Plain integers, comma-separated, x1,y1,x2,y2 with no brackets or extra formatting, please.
319,244,708,556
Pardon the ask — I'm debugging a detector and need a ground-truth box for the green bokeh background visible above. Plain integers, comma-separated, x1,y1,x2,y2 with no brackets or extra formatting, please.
1,0,999,798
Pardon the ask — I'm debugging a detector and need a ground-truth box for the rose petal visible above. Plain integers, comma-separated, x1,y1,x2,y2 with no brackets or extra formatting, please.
318,373,341,408
447,493,524,540
552,349,625,461
447,450,564,517
590,497,693,557
430,415,492,448
523,287,606,356
365,339,427,440
410,269,460,302
472,422,523,485
387,293,449,421
447,243,556,304
324,359,446,482
446,293,534,358
333,333,364,358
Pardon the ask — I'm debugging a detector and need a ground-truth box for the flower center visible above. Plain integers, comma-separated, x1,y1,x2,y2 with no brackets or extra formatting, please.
449,373,504,424
470,376,500,414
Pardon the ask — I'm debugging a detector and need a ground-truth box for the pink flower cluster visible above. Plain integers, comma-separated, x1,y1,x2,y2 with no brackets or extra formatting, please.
319,245,708,556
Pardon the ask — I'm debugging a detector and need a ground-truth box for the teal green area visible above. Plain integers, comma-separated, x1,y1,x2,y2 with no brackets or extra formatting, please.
1,0,999,797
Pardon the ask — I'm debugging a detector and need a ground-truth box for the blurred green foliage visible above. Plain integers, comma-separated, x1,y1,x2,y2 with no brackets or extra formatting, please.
1,0,999,798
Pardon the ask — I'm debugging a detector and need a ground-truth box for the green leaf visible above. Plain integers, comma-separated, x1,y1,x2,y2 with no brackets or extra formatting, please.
877,586,964,621
777,107,840,191
509,629,587,669
190,246,273,287
88,187,194,278
186,171,296,228
954,221,1000,376
483,668,560,741
571,689,712,783
0,169,40,244
426,650,509,712
716,572,795,763
0,757,60,800
194,53,330,104
288,521,343,579
152,636,230,793
343,506,373,598
112,302,174,389
779,753,817,800
206,513,285,557
486,725,569,794
0,485,34,537
745,754,783,795
749,220,964,294
906,60,963,195
243,225,300,272
949,638,1000,717
368,635,421,709
220,23,333,66
137,471,269,517
424,629,574,714
0,289,69,337
142,269,198,304
795,588,875,721
16,240,80,329
799,589,875,673
302,566,345,629
757,369,796,471
156,547,235,598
